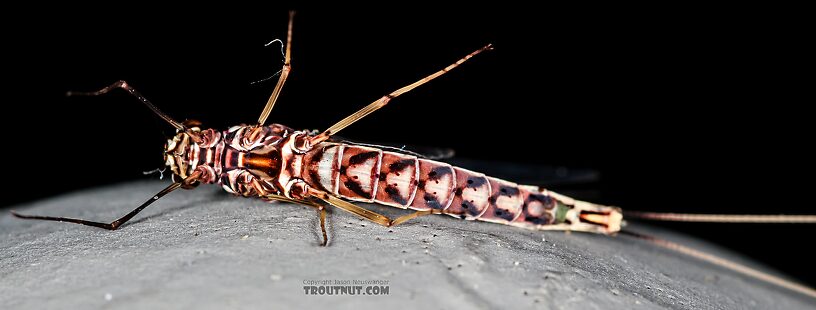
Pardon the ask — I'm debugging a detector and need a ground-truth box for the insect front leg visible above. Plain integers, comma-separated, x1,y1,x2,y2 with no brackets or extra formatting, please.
67,80,185,130
11,172,200,230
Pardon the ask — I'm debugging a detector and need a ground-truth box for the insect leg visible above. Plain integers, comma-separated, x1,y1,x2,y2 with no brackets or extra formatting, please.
263,193,323,209
256,11,295,126
389,209,445,227
308,189,441,228
263,193,329,246
309,44,493,145
68,80,184,130
317,207,328,246
11,180,191,230
311,191,392,227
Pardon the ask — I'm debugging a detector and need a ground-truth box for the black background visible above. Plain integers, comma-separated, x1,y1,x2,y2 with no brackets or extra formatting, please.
3,7,814,286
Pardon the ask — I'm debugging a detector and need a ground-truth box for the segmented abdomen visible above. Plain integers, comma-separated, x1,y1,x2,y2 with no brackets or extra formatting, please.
302,143,559,228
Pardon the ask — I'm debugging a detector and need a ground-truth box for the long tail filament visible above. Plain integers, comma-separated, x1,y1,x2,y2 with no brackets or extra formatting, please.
626,211,816,223
622,230,816,298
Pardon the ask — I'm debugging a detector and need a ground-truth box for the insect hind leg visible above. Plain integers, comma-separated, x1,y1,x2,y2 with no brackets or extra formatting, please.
309,44,493,145
308,188,443,228
389,209,445,227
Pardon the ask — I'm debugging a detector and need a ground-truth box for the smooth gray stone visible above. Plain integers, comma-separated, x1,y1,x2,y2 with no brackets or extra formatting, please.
1,181,813,309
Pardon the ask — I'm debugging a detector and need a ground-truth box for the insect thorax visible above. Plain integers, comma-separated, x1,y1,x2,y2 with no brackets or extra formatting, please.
164,123,302,197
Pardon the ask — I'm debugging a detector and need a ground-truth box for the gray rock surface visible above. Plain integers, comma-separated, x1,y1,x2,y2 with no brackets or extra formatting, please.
1,181,813,309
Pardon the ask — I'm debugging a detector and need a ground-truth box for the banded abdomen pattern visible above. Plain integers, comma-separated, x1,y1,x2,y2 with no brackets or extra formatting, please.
301,143,569,229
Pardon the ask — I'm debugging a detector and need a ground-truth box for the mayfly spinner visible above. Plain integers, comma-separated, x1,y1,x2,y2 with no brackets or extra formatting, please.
12,11,816,299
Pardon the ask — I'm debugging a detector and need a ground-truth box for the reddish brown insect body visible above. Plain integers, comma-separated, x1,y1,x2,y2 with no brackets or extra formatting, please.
166,124,622,235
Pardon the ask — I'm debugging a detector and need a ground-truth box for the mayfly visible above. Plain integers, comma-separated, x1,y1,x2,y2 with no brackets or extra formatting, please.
12,11,816,299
